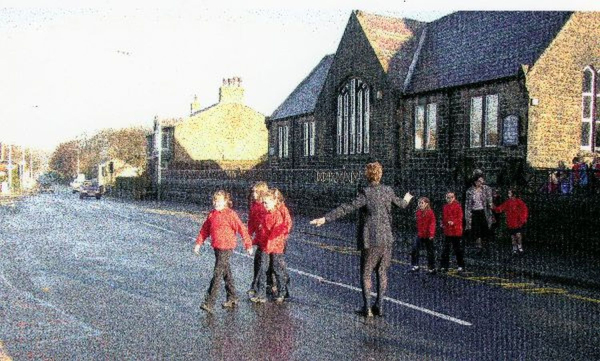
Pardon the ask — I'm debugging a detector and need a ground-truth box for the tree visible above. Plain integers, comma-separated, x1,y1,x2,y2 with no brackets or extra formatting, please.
49,140,79,181
49,127,148,181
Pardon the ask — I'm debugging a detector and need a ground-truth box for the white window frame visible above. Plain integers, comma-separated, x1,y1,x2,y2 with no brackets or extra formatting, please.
303,121,315,157
278,126,283,158
470,94,499,148
336,79,370,156
414,105,425,150
309,121,316,156
303,122,309,157
414,103,437,150
581,66,595,151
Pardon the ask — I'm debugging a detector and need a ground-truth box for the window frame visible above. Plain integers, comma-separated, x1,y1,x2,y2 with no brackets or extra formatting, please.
277,124,290,159
336,78,370,156
581,66,596,151
469,94,499,148
414,102,437,150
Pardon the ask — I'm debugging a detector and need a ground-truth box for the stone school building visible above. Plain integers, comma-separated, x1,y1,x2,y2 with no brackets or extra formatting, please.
267,11,600,188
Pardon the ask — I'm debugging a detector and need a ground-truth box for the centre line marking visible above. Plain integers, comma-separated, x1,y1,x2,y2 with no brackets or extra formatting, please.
105,206,472,326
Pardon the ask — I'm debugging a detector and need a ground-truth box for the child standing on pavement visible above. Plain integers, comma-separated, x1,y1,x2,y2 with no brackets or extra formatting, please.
250,189,290,303
493,188,529,255
194,190,254,313
247,182,269,297
411,197,437,274
440,192,465,272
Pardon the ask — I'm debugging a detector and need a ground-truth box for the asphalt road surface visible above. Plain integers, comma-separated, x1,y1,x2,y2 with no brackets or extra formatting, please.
1,190,599,360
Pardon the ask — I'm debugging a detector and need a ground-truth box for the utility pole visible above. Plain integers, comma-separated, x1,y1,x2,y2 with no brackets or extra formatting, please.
154,115,162,201
7,144,12,193
21,145,26,190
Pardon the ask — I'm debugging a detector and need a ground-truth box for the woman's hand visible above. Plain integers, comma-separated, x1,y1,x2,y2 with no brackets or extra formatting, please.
193,244,201,255
310,218,326,227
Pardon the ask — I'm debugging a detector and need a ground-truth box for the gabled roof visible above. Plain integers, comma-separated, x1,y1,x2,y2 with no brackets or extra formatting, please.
405,11,573,94
355,10,425,80
270,54,334,121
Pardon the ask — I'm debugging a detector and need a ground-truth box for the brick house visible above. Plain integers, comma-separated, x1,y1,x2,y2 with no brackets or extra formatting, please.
267,10,600,187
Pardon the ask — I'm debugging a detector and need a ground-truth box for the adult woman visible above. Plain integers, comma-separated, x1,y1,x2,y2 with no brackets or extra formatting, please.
310,161,412,317
464,174,494,253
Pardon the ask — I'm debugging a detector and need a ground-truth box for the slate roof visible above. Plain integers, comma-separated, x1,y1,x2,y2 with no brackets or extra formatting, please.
405,11,573,94
270,54,334,121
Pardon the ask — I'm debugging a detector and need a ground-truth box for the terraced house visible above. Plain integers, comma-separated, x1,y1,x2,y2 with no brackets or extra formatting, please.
148,77,268,172
267,10,600,187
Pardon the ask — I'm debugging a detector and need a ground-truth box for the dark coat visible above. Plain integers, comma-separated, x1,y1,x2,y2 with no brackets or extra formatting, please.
324,184,408,250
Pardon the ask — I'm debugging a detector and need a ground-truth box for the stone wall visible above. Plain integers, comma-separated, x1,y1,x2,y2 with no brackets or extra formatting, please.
526,12,600,168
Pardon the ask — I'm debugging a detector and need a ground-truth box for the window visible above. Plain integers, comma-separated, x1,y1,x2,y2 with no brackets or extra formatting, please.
581,66,598,151
415,105,425,150
415,103,438,150
278,124,289,158
470,94,499,148
337,78,370,155
303,121,316,157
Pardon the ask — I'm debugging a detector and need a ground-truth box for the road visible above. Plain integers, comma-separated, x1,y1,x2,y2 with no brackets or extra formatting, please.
1,190,599,360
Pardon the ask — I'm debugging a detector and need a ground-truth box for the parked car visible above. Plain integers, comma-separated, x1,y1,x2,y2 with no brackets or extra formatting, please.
79,180,102,200
39,183,55,193
70,174,86,193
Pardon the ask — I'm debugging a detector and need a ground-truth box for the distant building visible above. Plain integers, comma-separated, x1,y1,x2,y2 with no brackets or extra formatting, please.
267,10,600,184
98,159,140,187
147,77,267,177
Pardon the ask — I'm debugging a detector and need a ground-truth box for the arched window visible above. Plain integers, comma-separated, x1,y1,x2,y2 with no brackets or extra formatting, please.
337,78,370,155
581,66,598,151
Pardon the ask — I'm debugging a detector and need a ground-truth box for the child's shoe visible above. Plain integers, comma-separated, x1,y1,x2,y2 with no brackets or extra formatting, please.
250,296,267,303
222,299,238,308
274,296,285,303
200,303,214,314
410,266,420,272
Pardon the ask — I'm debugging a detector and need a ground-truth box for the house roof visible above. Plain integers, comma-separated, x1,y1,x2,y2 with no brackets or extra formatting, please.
405,11,573,94
270,54,334,121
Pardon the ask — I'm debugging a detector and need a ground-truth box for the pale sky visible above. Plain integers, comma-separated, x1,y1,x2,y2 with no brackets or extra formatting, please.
1,0,597,151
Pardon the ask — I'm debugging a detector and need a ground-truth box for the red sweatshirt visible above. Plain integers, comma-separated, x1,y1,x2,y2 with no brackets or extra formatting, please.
442,201,463,237
195,208,252,250
416,208,436,239
277,203,293,238
258,208,287,254
248,201,267,245
494,198,528,230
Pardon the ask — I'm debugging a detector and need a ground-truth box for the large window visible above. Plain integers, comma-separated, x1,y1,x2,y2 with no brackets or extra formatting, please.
470,94,499,148
278,124,289,158
337,78,370,155
303,121,316,157
415,103,438,150
581,66,599,151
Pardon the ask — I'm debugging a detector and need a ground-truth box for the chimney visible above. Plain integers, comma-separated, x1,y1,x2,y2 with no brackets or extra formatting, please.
190,94,201,116
219,76,245,104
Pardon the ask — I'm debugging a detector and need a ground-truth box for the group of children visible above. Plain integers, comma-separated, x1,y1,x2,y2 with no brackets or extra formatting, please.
194,182,292,313
411,188,529,273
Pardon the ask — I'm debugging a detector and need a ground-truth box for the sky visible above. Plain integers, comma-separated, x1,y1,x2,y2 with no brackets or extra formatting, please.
1,0,598,151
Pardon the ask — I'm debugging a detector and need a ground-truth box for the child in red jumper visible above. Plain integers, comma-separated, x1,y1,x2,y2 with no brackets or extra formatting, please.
273,189,292,298
194,190,253,313
440,192,465,272
494,188,529,254
411,197,437,273
251,189,289,303
247,182,269,297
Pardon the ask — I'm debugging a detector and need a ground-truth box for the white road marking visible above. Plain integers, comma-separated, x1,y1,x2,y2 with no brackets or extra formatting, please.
103,203,473,327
